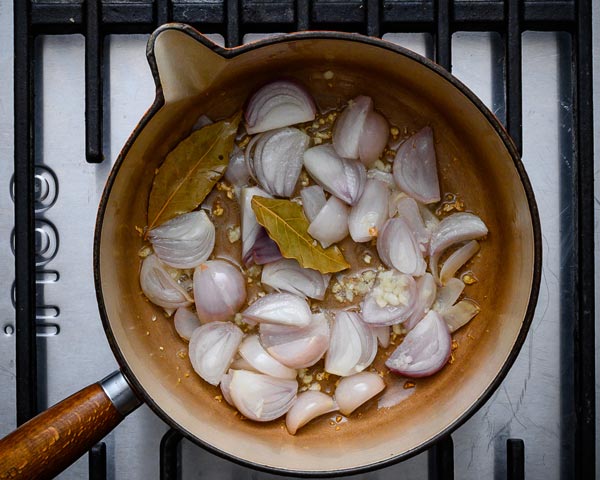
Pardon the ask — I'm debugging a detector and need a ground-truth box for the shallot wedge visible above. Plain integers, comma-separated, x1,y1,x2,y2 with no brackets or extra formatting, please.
403,273,437,331
300,185,327,222
432,278,465,312
245,127,309,197
188,322,243,386
261,258,331,300
139,254,192,309
303,144,366,206
242,292,312,327
224,145,251,187
308,196,350,248
373,325,391,348
377,218,426,276
148,211,215,269
335,372,385,415
286,391,338,435
325,311,377,376
361,271,417,326
442,299,480,333
193,260,246,323
228,370,298,421
395,197,431,252
220,371,234,405
240,186,272,260
385,311,451,378
260,313,330,369
429,213,488,284
238,335,297,379
245,80,316,135
348,179,389,242
393,126,440,204
358,110,389,166
174,306,201,340
439,240,480,285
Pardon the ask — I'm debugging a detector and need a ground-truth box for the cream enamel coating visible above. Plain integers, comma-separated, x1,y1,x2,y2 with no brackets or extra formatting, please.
96,25,538,474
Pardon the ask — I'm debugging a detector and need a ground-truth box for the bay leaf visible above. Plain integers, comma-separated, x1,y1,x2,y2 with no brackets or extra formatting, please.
147,111,242,230
251,196,350,274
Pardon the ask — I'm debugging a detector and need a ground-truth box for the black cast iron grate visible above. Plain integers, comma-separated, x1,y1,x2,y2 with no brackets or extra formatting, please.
12,1,594,479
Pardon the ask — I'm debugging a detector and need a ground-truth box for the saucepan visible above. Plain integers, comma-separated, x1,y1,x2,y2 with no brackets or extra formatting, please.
0,24,541,479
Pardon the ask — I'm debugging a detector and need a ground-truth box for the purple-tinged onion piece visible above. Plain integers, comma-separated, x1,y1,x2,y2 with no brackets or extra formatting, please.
393,127,440,204
242,292,312,327
286,391,338,435
403,273,437,331
385,310,451,378
238,335,297,379
300,185,327,223
348,179,389,243
245,80,316,135
308,196,350,248
174,306,201,340
261,258,330,300
377,218,426,276
140,254,192,309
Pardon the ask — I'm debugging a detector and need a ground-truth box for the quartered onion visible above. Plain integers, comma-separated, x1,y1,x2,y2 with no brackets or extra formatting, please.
429,213,488,284
385,310,451,378
395,197,430,252
148,211,215,269
307,196,350,248
224,145,251,187
240,186,276,263
304,144,366,205
348,179,389,242
188,322,243,385
392,126,440,204
193,260,246,323
377,218,426,276
140,254,192,309
404,273,437,331
361,270,417,326
432,278,465,312
325,311,377,376
333,96,389,166
242,292,312,327
238,335,297,379
245,127,309,197
300,185,327,222
245,80,316,135
174,306,201,340
334,372,385,415
228,369,298,421
260,312,331,369
439,240,480,285
286,391,338,435
443,299,480,332
261,258,331,300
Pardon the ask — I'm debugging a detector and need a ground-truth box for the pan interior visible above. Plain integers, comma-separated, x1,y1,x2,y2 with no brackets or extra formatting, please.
98,29,536,473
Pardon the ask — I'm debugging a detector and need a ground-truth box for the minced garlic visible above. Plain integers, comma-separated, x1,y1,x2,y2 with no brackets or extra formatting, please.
372,270,412,308
227,225,241,243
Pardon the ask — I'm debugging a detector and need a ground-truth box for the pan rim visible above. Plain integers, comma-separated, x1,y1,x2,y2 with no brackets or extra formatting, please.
93,24,542,477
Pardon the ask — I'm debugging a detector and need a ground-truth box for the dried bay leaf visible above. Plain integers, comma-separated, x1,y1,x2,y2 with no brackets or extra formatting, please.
251,196,350,274
147,112,242,230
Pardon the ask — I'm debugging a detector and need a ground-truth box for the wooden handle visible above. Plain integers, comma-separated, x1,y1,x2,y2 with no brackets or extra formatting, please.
0,383,124,480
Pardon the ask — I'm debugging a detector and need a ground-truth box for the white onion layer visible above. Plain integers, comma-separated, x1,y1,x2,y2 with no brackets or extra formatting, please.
188,322,243,386
261,258,331,300
300,185,327,222
395,197,431,252
325,311,377,376
228,370,298,421
439,240,480,285
334,372,385,415
193,260,246,323
358,110,389,167
332,96,372,160
286,391,338,435
140,254,192,309
240,186,272,259
403,273,437,331
443,299,480,332
224,145,251,187
148,211,215,269
432,278,465,313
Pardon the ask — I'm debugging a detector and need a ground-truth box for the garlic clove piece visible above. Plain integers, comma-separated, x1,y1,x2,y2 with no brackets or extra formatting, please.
286,391,338,435
334,372,385,415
